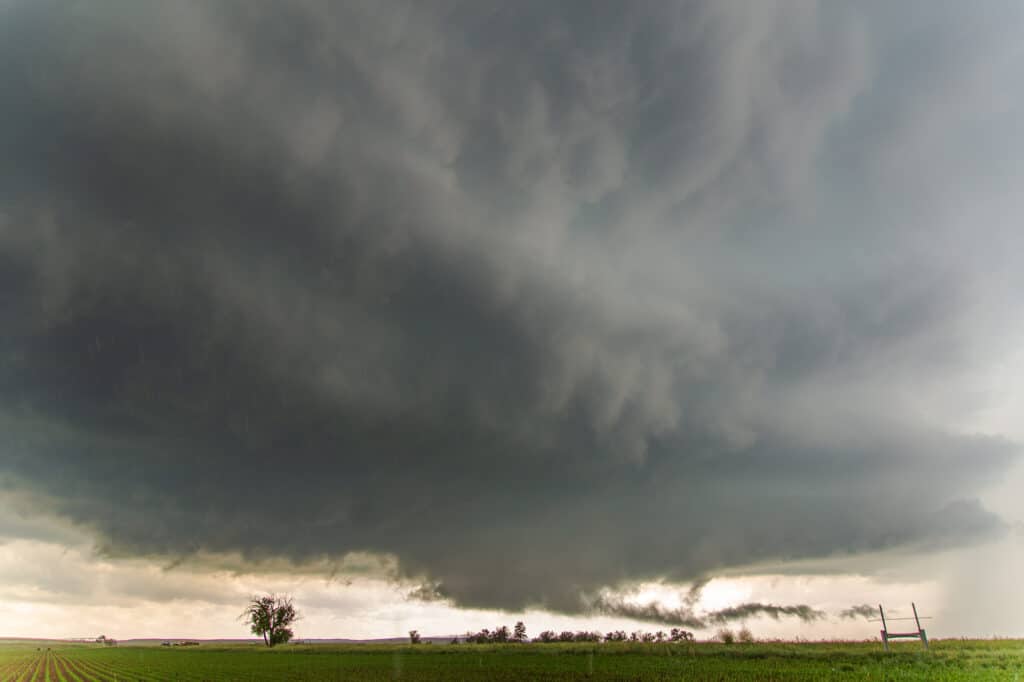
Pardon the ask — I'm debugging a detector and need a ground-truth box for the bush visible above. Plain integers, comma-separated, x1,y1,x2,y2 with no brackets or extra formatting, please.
717,628,736,645
670,628,695,642
737,627,754,644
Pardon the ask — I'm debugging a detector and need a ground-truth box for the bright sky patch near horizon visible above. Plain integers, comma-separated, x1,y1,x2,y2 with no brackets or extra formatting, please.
1,0,1022,640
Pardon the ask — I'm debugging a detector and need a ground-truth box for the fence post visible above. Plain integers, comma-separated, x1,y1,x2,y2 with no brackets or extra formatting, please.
878,605,889,651
875,603,930,651
912,603,928,651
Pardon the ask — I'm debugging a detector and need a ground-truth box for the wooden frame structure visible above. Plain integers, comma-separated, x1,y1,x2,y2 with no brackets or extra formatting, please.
872,603,930,651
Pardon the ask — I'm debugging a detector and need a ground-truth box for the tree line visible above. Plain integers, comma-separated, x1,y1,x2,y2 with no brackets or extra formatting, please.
240,595,748,648
417,623,699,645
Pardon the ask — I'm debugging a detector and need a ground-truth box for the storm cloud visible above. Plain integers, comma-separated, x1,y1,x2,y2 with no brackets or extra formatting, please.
1,0,1021,618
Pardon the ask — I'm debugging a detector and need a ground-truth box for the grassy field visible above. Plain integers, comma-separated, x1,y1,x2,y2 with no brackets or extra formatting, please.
0,639,1021,680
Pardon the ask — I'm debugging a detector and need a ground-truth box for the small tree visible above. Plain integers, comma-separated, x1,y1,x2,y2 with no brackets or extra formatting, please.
241,594,299,647
737,627,754,644
409,630,421,644
670,628,695,643
513,622,527,643
717,628,735,645
465,628,501,644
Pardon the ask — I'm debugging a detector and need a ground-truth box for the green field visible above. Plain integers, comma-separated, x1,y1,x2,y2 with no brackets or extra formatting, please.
0,639,1021,681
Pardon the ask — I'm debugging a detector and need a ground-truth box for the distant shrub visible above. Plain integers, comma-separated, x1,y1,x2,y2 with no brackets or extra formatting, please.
670,628,695,642
717,628,736,645
738,627,754,644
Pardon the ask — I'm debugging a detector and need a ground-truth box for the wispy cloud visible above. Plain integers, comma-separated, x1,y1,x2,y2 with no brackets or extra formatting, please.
591,595,824,628
839,604,877,621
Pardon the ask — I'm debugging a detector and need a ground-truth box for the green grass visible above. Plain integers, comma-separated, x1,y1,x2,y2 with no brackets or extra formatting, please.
0,639,1021,680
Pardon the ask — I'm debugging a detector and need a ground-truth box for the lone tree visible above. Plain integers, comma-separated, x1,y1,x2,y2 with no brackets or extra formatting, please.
241,594,299,647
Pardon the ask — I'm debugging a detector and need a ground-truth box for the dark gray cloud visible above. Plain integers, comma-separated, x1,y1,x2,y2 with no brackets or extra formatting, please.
839,604,877,621
0,0,1019,616
592,595,824,628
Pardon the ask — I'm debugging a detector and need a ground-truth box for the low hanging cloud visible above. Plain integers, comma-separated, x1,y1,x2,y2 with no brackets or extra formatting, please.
839,604,879,621
591,595,824,628
706,604,825,626
0,0,1022,618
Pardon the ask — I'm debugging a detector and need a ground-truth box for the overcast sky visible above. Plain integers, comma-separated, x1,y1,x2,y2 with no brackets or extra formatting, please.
1,0,1023,640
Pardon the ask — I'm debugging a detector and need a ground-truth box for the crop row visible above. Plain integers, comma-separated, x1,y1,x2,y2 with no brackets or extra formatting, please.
2,641,1023,681
0,650,157,682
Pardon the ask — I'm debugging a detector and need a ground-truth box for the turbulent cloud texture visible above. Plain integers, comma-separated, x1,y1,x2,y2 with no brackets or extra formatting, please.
592,595,824,628
1,0,1021,616
839,604,878,621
